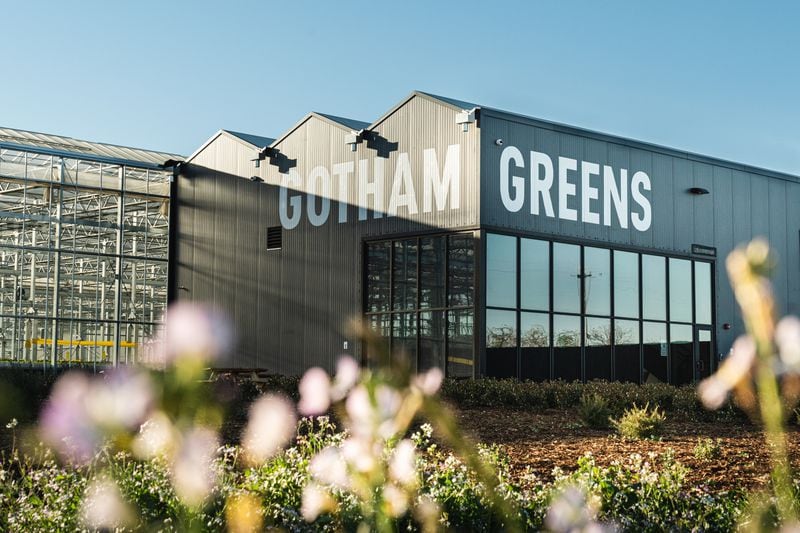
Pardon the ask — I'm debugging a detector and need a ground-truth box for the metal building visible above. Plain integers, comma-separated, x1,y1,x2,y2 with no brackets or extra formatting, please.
150,92,800,383
0,127,181,366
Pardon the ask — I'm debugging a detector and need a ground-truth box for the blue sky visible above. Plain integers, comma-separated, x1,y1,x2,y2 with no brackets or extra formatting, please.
3,1,799,173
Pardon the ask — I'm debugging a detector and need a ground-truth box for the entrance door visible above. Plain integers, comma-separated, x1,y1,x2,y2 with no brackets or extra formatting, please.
694,327,713,381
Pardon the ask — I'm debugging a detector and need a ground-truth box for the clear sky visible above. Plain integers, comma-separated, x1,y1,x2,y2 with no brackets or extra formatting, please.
4,1,799,174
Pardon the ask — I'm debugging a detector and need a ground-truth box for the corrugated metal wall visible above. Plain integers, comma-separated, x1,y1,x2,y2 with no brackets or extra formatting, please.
479,109,800,356
174,95,480,372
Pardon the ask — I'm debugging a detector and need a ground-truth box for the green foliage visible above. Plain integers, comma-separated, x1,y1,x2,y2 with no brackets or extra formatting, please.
611,403,666,440
577,393,612,429
693,438,722,462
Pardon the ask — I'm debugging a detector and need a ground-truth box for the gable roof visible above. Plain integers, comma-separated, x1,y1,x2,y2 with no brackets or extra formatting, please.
269,112,369,147
0,126,182,169
186,129,277,163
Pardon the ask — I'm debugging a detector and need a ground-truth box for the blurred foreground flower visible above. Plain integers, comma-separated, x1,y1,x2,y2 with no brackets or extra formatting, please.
80,477,134,530
241,394,296,465
171,428,220,507
698,335,756,410
149,301,234,366
545,485,608,533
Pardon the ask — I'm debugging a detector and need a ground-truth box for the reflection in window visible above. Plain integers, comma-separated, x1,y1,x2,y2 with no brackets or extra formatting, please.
486,234,516,308
448,234,474,307
669,258,692,323
521,311,549,381
697,329,712,379
486,309,517,378
366,242,391,312
392,312,417,367
392,240,418,310
585,317,611,380
670,324,693,385
642,322,668,383
521,239,549,311
553,314,581,381
642,255,666,321
695,262,712,325
553,243,580,314
584,247,610,316
448,309,474,378
614,251,639,318
419,310,445,371
419,237,445,309
614,319,640,383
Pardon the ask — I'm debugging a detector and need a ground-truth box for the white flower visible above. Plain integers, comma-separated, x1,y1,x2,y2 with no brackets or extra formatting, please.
301,482,334,522
331,356,360,401
39,372,99,464
776,316,800,371
413,367,444,396
241,394,297,465
545,485,604,533
383,483,409,518
309,446,349,488
133,411,176,459
157,302,233,364
389,439,417,486
171,428,219,507
698,335,756,409
341,436,377,473
80,477,133,530
298,367,331,415
86,369,153,430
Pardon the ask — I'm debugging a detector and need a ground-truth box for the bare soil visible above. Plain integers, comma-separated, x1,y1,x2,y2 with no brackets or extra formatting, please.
455,407,800,491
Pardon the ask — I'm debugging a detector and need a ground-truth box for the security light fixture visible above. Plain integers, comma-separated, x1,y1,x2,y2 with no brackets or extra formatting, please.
455,108,478,132
249,175,264,183
252,146,280,167
345,129,369,151
688,187,710,195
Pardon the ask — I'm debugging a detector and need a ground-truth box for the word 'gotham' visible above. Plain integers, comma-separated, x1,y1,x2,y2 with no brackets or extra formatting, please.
500,145,652,231
279,145,460,229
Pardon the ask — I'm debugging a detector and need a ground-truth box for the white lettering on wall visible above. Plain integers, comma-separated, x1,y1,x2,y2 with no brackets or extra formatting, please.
332,161,353,223
495,146,652,232
307,165,331,227
424,144,460,212
358,158,384,221
500,146,524,212
388,152,418,216
279,169,302,230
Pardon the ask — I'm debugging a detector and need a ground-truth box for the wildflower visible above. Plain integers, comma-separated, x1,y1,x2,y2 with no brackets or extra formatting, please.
309,446,349,488
545,485,605,533
39,372,99,464
155,302,233,364
341,436,378,473
389,439,417,487
383,483,409,517
5,418,17,430
298,367,331,415
698,335,756,409
85,368,153,431
301,482,335,522
331,355,360,401
132,411,176,459
241,394,296,465
80,477,133,530
776,316,800,372
225,492,263,533
171,428,219,507
412,367,444,396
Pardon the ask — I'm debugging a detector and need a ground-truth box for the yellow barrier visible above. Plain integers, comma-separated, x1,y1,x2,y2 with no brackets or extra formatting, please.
24,338,138,348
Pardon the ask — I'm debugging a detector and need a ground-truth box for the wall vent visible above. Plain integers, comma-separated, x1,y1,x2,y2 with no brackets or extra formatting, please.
267,226,282,250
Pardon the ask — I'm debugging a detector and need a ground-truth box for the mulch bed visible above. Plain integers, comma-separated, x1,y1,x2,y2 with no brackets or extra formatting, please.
455,407,800,491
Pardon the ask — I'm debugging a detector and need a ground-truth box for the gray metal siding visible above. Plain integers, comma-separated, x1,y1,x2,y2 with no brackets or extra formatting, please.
174,95,479,372
479,110,800,357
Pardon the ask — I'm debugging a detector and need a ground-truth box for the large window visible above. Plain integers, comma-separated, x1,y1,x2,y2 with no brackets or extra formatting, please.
485,232,714,384
364,233,475,377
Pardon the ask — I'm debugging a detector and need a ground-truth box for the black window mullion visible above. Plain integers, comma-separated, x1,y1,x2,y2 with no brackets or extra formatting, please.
580,245,586,382
610,249,616,381
665,257,671,384
549,240,554,380
638,252,643,384
516,236,521,379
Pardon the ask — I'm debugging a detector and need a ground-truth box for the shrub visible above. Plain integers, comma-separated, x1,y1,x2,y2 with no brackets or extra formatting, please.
694,437,722,461
611,403,666,440
577,393,611,428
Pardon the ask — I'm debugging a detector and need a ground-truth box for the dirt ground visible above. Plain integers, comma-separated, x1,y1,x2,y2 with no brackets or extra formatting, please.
455,408,800,491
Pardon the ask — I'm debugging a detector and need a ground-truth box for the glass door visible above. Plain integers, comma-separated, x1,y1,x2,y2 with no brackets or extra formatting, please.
694,326,713,381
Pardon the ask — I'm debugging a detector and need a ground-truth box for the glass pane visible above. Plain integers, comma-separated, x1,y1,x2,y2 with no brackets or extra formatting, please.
585,317,612,380
392,240,418,311
614,251,639,318
670,324,693,385
642,322,668,383
583,247,610,316
486,309,516,378
521,311,549,381
553,243,580,314
553,314,581,381
366,242,391,312
447,309,473,378
669,258,692,323
391,312,417,369
642,255,666,321
697,329,713,380
520,238,549,311
614,319,640,383
419,310,445,371
695,262,713,325
447,234,474,307
419,237,445,309
486,233,516,308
